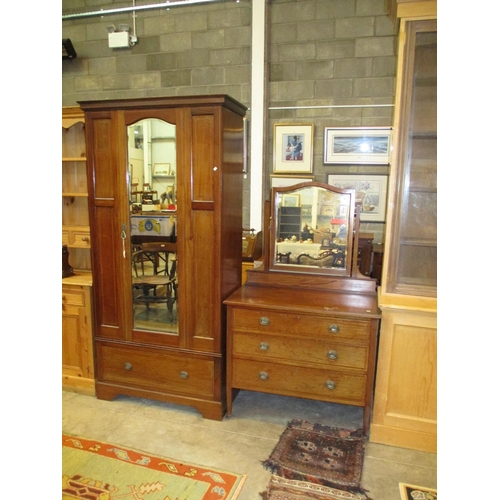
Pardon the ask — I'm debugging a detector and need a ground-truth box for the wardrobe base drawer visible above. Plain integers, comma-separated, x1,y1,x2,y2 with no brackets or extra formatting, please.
232,358,366,406
97,343,215,399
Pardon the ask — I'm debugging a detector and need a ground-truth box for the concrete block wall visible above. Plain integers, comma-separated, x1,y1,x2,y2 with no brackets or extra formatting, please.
62,1,252,104
62,0,398,242
267,0,398,243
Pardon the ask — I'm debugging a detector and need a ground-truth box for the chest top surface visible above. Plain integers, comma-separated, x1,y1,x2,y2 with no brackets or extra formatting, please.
224,281,380,320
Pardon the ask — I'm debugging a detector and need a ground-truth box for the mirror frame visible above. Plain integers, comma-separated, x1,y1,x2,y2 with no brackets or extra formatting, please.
269,181,356,276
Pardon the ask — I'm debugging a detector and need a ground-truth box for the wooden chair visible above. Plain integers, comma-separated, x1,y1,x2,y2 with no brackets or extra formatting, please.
132,242,177,319
276,251,291,263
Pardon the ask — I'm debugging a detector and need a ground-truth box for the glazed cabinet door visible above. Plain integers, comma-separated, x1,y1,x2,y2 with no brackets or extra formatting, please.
382,18,437,298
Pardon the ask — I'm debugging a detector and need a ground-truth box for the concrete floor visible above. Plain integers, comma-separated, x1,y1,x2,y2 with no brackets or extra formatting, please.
62,390,437,499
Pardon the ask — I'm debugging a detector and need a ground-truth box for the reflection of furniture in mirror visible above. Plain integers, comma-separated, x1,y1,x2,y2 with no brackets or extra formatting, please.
62,106,95,396
129,119,177,211
277,206,301,240
297,252,334,268
270,182,358,277
130,214,177,245
370,5,437,453
132,242,177,320
224,181,380,435
80,95,246,420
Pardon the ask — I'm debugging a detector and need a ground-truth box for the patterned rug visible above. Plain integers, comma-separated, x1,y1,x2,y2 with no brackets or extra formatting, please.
263,475,369,500
399,483,437,500
62,434,246,499
262,420,368,497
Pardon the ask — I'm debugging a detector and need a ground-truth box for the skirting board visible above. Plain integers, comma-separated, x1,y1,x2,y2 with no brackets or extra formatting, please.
369,423,436,453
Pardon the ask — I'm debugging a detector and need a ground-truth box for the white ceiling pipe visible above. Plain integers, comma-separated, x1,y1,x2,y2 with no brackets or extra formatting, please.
63,0,225,20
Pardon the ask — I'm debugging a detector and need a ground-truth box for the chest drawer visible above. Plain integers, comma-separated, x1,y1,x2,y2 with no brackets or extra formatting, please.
232,308,371,342
97,343,215,399
233,332,368,371
62,286,85,307
232,358,366,406
71,230,91,248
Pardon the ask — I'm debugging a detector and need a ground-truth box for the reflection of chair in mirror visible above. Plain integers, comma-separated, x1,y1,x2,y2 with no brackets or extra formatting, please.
297,253,335,268
276,251,291,263
132,242,177,320
318,247,346,268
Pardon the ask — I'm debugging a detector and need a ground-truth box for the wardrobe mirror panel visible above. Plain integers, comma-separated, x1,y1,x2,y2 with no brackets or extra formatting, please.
127,118,178,334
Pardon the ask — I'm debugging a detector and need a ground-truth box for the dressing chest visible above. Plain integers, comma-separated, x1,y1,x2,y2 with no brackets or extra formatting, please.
224,182,381,434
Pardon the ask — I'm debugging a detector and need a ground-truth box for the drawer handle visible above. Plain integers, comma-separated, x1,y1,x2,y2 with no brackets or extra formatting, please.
259,371,269,381
259,342,270,351
259,317,270,326
81,236,89,242
328,324,340,334
180,371,189,379
327,350,338,360
124,362,133,371
325,380,337,390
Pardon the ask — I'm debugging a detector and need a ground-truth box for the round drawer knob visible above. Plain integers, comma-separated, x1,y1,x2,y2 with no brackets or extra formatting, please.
259,371,269,381
81,236,89,242
180,371,189,379
325,380,336,390
259,317,270,326
327,350,338,360
328,324,340,334
259,342,270,351
124,362,133,371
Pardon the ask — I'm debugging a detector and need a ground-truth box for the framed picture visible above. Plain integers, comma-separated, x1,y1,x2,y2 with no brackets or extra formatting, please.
327,174,388,222
324,127,392,164
153,163,171,176
273,123,314,173
270,175,314,188
282,194,300,207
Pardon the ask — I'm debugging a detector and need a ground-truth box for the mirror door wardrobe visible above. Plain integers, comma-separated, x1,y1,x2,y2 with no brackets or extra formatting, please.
80,95,247,419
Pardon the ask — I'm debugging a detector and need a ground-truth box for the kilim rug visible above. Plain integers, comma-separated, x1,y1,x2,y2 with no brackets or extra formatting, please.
399,483,437,500
263,475,369,500
63,434,246,500
262,420,369,498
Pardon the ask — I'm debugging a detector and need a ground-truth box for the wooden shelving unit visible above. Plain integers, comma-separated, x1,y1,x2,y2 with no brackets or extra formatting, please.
62,106,95,395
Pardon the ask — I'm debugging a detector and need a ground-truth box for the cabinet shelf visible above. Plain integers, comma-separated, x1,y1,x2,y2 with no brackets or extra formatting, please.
62,108,91,272
408,187,437,193
410,131,437,139
62,106,94,396
400,237,436,247
63,157,87,162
